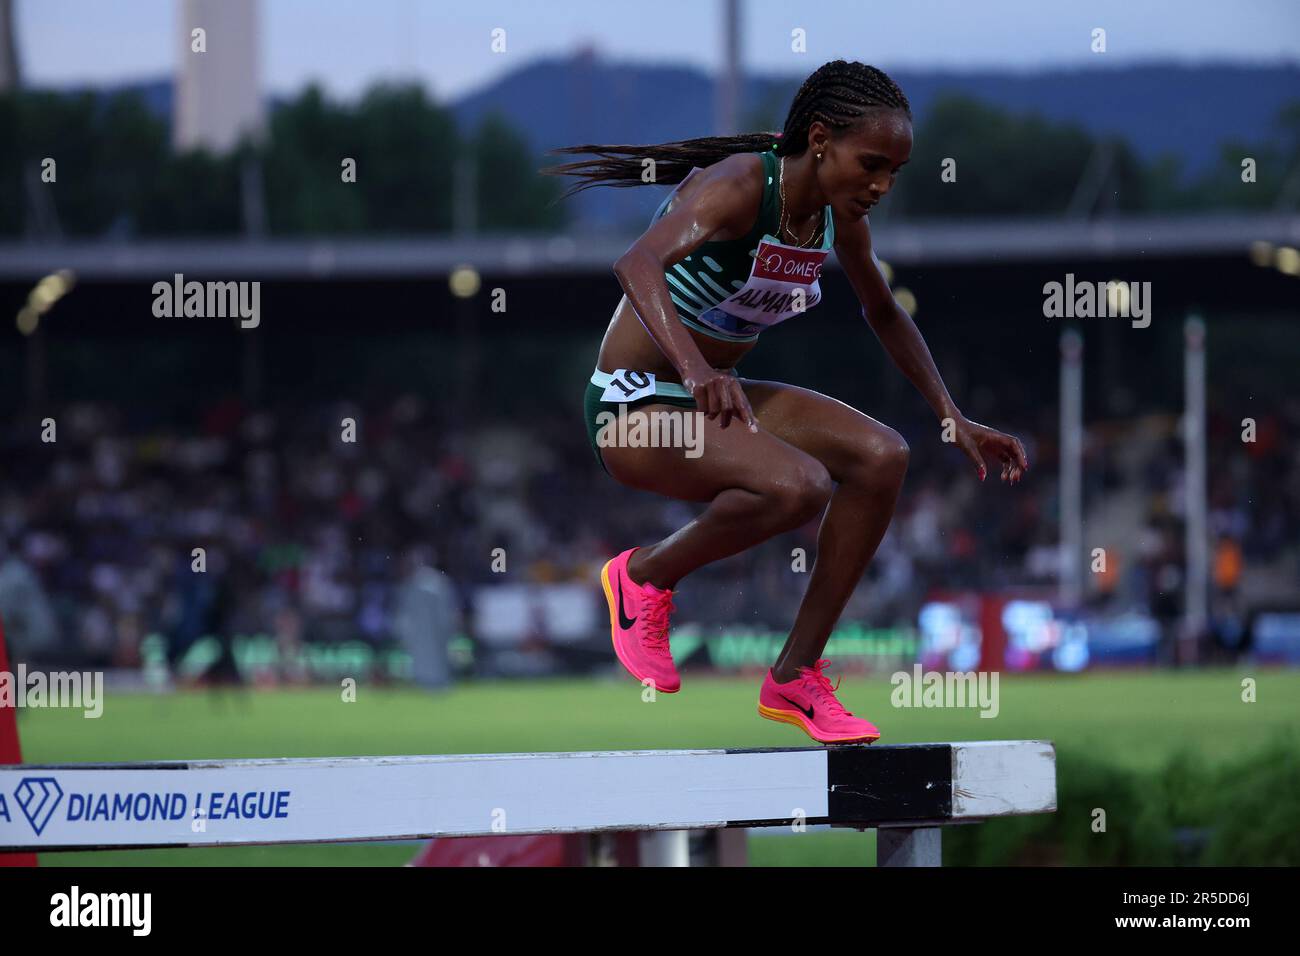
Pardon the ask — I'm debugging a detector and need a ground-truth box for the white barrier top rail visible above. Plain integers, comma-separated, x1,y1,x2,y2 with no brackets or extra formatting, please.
0,740,1056,851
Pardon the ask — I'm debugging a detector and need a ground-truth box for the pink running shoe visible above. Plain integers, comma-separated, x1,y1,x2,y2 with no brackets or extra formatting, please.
600,548,681,693
758,659,880,744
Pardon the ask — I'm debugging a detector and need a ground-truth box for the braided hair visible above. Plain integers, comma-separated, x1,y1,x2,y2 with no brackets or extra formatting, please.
542,60,910,200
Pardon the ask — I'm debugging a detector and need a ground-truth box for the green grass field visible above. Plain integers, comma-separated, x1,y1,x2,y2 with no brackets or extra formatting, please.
14,668,1300,866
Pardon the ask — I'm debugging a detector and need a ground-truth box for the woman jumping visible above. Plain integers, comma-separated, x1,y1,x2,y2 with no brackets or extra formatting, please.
545,60,1027,744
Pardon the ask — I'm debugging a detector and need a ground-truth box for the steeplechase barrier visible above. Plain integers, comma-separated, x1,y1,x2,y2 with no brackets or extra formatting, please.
1,740,1056,866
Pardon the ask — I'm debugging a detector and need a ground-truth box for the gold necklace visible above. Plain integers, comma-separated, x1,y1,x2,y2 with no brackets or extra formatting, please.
778,156,825,248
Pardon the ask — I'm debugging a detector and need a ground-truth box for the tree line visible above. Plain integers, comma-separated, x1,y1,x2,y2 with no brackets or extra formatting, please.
2,82,1296,238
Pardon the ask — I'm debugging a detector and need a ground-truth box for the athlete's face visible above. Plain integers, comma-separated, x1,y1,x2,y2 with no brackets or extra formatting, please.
811,111,912,219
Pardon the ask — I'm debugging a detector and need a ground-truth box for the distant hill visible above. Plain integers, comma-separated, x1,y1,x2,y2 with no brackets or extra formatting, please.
38,54,1300,229
893,62,1299,171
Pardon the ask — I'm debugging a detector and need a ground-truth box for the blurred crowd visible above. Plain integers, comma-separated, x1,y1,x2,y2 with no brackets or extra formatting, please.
1,387,1297,671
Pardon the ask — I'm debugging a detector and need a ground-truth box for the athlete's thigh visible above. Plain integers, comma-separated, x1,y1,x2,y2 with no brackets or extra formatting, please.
738,378,907,483
599,401,826,503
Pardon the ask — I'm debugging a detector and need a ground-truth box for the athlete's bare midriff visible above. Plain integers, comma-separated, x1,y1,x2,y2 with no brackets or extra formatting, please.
595,161,763,383
595,295,755,382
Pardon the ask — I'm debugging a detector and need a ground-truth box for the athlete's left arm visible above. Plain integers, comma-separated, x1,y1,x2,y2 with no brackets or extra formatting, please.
832,211,1027,484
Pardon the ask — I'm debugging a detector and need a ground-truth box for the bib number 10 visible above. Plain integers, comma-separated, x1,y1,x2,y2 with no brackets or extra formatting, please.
600,369,656,402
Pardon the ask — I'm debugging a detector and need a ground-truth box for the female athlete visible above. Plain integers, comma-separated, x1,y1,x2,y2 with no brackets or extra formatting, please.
545,60,1027,744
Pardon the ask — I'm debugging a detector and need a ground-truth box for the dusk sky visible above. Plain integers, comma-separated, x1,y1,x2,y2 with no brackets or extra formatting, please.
15,0,1300,101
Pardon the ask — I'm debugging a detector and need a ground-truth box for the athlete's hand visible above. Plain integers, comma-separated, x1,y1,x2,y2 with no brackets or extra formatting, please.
951,415,1028,484
683,366,758,432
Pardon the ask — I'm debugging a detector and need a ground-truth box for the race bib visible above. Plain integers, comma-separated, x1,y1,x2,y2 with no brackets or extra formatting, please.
713,236,828,328
600,369,656,402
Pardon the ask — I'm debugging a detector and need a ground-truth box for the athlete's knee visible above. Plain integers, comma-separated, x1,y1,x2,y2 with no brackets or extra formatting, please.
881,431,910,481
764,457,833,527
843,427,909,489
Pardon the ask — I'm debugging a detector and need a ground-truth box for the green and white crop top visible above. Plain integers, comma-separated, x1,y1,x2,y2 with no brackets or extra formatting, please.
649,149,835,343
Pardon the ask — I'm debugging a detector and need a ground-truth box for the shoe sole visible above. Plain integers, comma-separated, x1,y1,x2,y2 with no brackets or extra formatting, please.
601,558,680,694
757,703,879,744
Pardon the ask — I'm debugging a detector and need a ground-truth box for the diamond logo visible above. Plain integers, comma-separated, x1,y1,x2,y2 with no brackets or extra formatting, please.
15,777,64,836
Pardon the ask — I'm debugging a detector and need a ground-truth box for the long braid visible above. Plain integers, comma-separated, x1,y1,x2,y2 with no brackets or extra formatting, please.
541,60,909,200
543,133,777,200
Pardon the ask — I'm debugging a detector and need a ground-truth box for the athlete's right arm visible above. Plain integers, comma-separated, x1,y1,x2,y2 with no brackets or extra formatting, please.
612,158,759,432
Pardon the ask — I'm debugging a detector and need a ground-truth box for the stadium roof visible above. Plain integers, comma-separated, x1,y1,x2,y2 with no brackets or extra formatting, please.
1,214,1297,280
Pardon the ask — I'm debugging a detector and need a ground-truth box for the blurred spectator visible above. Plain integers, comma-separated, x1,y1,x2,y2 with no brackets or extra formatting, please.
393,547,457,690
0,380,1295,673
0,539,58,661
